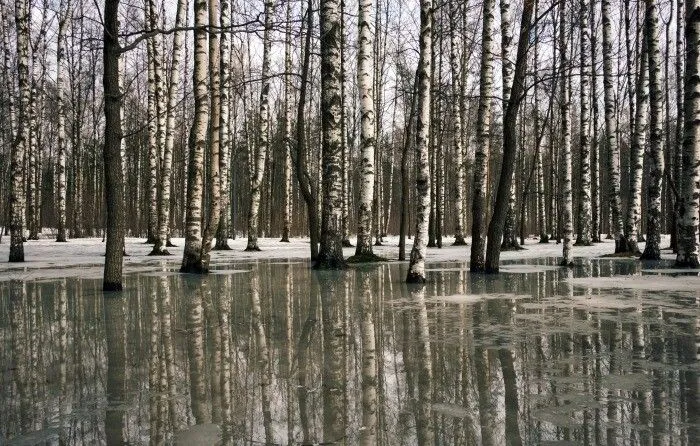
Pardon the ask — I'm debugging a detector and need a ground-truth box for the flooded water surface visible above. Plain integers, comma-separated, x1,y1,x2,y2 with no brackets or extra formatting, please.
1,258,699,444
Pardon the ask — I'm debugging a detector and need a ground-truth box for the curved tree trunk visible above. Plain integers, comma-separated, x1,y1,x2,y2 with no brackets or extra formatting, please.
676,0,700,267
316,0,347,269
470,0,495,272
246,0,273,252
406,0,432,283
500,0,521,251
641,0,664,261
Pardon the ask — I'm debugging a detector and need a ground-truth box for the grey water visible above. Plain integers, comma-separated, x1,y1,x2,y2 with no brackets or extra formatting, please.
1,257,698,445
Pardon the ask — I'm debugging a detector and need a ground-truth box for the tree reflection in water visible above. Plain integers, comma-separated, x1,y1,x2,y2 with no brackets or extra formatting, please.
0,258,698,444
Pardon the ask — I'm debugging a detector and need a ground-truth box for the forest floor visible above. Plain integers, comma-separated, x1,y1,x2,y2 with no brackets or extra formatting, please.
0,232,685,282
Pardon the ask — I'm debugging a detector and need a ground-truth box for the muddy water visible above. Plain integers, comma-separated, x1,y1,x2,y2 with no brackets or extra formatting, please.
1,258,698,445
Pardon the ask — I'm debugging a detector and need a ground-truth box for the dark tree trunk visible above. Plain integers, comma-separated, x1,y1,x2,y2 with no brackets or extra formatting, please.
102,0,125,291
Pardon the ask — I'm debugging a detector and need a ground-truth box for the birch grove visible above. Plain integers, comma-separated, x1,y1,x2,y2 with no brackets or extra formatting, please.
0,0,696,279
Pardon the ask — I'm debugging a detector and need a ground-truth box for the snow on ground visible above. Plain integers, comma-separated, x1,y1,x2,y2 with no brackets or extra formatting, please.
0,232,679,281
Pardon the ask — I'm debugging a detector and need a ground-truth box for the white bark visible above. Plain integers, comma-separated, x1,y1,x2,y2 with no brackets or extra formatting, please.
576,0,592,246
355,0,376,257
470,0,495,272
677,0,700,267
316,0,347,268
641,0,665,260
406,0,432,282
55,0,70,243
602,0,625,251
559,0,573,266
451,0,466,246
281,0,293,243
180,0,209,272
246,0,273,251
152,0,187,255
624,33,648,254
215,0,231,250
9,0,31,262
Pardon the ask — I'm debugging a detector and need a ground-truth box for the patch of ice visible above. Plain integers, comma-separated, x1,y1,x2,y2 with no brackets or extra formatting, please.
499,264,562,273
567,275,700,292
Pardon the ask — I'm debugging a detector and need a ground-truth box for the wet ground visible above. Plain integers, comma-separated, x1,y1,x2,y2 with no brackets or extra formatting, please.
1,257,698,445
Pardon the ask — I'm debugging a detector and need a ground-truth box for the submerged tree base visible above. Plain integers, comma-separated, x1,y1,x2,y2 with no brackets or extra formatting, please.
166,240,177,247
501,242,525,251
539,235,550,243
405,272,426,283
313,256,348,270
244,246,262,252
347,252,387,264
559,260,574,267
180,263,209,274
213,242,233,251
675,256,700,268
102,282,123,292
148,247,172,256
453,236,468,246
341,239,353,247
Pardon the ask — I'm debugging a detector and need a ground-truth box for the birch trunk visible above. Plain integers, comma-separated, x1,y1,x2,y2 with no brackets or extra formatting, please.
641,0,664,260
470,0,495,272
590,0,601,242
676,0,700,267
9,0,30,262
559,0,573,266
214,0,231,251
622,33,648,254
246,0,273,252
500,0,520,251
180,0,208,272
483,0,536,272
198,0,221,271
340,0,352,248
675,0,686,253
145,15,158,245
406,0,432,283
576,0,593,246
602,0,625,252
353,0,380,260
280,0,293,243
316,0,347,268
150,0,187,255
451,0,467,246
55,0,69,243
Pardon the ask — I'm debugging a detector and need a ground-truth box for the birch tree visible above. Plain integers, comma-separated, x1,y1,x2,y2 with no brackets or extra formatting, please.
150,0,187,255
246,0,273,252
641,0,664,261
180,0,209,273
198,0,222,271
590,0,601,243
676,0,700,267
622,31,648,255
280,0,293,243
406,0,432,283
559,0,574,266
576,0,593,246
214,0,232,250
352,0,382,261
500,0,520,251
451,0,467,246
55,0,70,243
602,0,625,252
8,0,30,262
315,0,347,269
470,0,495,272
